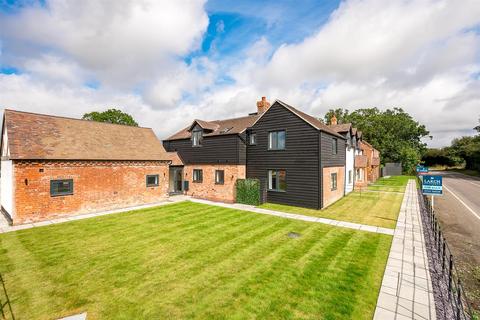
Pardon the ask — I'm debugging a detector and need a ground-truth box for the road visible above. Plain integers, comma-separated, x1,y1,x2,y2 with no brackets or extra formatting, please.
429,171,480,312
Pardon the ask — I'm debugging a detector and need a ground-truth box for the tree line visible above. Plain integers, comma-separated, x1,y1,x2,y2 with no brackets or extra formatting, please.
422,120,480,171
324,107,429,174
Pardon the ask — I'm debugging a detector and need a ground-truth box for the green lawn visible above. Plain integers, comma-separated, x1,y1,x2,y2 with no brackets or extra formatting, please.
367,175,414,193
0,201,391,320
260,191,404,229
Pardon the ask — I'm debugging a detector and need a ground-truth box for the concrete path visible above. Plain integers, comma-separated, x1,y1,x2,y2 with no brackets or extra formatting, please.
374,180,436,320
188,197,394,235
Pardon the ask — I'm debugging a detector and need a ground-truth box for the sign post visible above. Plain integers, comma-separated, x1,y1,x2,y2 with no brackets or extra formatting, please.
421,175,443,211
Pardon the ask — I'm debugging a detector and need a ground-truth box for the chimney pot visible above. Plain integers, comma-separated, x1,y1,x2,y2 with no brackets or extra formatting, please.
331,114,338,125
257,96,270,114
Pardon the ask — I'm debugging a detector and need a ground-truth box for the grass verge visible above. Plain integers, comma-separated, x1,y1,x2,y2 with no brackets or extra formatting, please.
0,201,391,320
260,190,404,229
367,175,414,193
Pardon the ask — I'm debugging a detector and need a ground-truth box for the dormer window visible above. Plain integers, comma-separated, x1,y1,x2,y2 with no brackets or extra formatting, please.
192,130,202,147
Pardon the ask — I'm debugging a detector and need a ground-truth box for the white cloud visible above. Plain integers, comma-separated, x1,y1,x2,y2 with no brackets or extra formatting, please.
0,0,479,148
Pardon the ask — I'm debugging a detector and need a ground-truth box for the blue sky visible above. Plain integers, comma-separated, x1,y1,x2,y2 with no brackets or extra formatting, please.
0,0,479,147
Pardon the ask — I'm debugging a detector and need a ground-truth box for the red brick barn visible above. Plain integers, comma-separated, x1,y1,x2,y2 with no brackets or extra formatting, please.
0,110,179,225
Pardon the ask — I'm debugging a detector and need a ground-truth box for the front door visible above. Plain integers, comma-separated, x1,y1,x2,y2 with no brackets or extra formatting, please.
174,168,183,192
169,166,184,194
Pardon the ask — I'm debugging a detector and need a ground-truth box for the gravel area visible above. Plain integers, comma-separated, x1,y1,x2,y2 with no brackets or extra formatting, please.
418,189,472,320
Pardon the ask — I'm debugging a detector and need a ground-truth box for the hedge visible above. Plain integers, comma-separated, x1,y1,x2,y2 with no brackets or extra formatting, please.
236,178,260,206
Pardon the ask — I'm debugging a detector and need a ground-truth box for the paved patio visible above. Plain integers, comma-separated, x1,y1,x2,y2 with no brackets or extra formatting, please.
373,180,436,320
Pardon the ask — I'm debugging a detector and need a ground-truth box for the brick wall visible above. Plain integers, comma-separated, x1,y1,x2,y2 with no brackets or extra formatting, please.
322,166,345,208
13,160,169,224
183,164,246,203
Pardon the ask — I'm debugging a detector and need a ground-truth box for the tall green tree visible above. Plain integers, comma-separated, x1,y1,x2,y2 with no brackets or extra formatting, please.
324,107,429,173
82,108,138,126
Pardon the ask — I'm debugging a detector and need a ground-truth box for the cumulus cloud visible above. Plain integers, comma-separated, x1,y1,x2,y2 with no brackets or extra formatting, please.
0,0,479,147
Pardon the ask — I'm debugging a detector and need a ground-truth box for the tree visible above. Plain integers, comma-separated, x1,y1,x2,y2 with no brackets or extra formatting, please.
324,107,429,173
446,136,480,171
82,108,138,126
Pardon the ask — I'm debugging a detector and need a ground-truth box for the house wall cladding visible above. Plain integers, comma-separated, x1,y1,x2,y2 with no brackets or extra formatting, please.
163,134,246,165
183,164,245,203
246,103,321,209
12,160,169,224
319,131,346,207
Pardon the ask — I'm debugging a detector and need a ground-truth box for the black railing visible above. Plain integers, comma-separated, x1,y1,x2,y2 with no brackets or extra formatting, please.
0,273,14,320
422,194,475,320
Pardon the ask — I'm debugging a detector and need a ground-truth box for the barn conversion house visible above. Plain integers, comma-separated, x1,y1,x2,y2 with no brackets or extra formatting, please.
0,110,179,225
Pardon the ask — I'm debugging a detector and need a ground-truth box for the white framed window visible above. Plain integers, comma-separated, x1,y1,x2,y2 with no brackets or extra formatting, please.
268,169,286,191
348,170,352,184
268,130,286,150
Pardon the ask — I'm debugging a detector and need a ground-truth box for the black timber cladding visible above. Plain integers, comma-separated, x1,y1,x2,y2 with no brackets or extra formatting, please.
246,102,321,209
163,134,246,165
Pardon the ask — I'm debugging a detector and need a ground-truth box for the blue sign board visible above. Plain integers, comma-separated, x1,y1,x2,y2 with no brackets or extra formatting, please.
416,165,429,173
422,175,442,195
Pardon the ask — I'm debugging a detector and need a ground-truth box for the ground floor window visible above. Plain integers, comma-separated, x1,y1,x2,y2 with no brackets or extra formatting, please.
331,173,338,191
356,169,363,181
215,170,224,185
50,179,73,196
193,169,203,182
146,174,159,187
348,170,352,184
268,169,286,191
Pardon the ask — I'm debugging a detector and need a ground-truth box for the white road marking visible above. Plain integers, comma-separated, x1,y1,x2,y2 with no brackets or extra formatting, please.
443,184,480,221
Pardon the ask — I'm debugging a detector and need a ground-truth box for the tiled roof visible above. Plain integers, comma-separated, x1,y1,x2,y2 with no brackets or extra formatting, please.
166,114,260,141
330,123,352,133
3,109,181,162
274,100,345,138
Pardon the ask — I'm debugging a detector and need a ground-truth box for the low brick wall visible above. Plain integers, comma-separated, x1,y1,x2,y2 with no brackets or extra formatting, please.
13,160,169,224
322,166,345,208
183,164,246,203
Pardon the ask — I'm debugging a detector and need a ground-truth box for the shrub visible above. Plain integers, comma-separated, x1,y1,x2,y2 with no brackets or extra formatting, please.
236,178,260,205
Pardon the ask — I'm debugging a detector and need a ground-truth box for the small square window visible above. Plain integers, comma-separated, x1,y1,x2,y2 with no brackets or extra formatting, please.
146,174,159,187
331,173,337,191
50,179,73,197
249,133,257,145
193,169,203,182
215,170,224,185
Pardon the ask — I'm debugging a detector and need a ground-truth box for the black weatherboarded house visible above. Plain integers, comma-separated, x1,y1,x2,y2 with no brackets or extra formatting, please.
246,100,346,209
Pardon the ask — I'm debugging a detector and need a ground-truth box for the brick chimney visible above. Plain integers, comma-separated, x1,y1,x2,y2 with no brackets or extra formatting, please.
257,96,271,114
330,114,337,125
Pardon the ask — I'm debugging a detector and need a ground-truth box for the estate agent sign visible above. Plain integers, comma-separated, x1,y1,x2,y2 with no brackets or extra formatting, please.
422,175,443,196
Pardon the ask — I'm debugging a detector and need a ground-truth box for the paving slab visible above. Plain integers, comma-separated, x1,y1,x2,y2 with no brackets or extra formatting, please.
374,180,436,320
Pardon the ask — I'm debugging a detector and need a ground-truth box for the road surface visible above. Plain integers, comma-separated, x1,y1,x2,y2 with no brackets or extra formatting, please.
429,171,480,312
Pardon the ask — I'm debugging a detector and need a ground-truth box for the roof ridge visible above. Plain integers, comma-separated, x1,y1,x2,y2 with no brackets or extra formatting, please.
3,109,152,130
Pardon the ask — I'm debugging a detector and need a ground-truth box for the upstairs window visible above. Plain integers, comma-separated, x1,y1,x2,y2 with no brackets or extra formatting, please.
146,174,159,187
215,170,224,185
192,130,202,147
331,173,337,191
249,133,257,145
50,179,73,196
268,169,286,191
332,138,338,155
193,169,203,183
268,130,286,150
